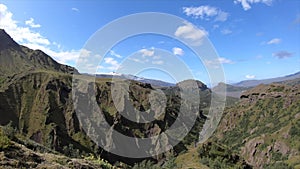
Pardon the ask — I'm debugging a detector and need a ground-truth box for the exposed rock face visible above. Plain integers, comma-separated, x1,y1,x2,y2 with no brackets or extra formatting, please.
241,137,271,168
213,82,300,168
273,141,289,155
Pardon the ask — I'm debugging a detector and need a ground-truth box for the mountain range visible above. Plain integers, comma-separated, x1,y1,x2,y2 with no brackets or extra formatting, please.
213,72,300,98
234,71,300,87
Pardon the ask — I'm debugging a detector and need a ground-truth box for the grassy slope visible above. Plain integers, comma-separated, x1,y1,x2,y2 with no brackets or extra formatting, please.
175,145,209,169
211,83,300,168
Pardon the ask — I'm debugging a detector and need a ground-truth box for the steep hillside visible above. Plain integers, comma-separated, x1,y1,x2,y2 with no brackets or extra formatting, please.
0,125,116,169
0,29,214,166
205,81,300,168
0,29,77,90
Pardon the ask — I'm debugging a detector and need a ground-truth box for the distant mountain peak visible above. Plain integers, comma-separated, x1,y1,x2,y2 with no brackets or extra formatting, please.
0,29,19,51
176,79,208,90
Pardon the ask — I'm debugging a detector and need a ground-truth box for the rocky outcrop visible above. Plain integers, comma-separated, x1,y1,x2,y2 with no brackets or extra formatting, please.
214,82,300,168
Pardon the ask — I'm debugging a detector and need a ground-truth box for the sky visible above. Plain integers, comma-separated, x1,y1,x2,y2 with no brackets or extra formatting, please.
0,0,299,85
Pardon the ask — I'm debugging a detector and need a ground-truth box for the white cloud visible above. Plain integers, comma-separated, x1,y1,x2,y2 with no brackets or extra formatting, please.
215,11,229,22
183,6,229,22
110,50,122,58
22,42,81,64
245,75,256,79
71,7,79,12
172,47,184,56
127,48,157,64
152,60,164,65
103,57,120,70
139,48,155,57
234,0,273,11
129,58,146,64
153,55,161,60
25,18,41,28
0,3,80,66
218,57,234,64
175,22,208,46
0,4,49,45
205,57,234,68
266,38,281,45
221,29,232,35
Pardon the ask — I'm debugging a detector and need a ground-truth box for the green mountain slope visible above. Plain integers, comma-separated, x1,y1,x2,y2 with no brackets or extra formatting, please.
203,81,300,168
0,29,77,89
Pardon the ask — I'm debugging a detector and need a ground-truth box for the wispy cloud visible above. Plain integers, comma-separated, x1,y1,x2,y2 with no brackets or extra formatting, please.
25,18,41,28
234,0,273,11
267,38,281,45
71,7,79,12
294,14,300,24
110,50,122,58
172,47,184,56
175,22,208,46
256,32,264,36
0,3,80,65
183,5,229,22
152,60,164,65
221,29,232,35
272,51,293,59
245,75,256,79
205,57,234,68
139,48,155,57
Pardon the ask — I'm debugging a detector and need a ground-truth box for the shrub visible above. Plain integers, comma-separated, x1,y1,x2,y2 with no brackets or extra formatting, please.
62,144,80,158
83,153,115,169
264,162,292,169
2,121,17,140
0,128,11,150
132,160,160,169
162,155,178,169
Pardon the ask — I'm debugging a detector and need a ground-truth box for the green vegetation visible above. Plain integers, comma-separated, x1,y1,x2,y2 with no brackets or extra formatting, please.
264,162,292,169
1,121,17,140
208,83,300,168
0,128,11,150
83,153,116,169
198,142,250,169
132,160,160,169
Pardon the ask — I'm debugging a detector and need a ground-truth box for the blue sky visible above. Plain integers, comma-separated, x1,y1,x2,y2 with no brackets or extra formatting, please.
0,0,299,85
